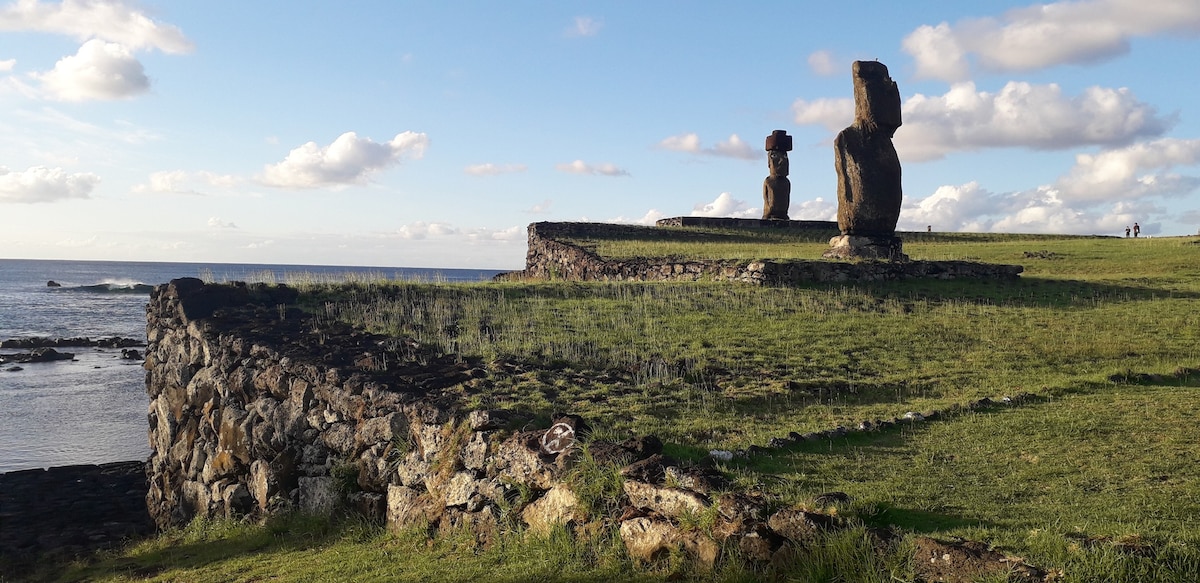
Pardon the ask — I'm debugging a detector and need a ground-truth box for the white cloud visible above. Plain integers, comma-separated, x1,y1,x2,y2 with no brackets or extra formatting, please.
466,225,524,241
0,164,99,203
260,131,429,189
791,197,837,221
657,133,759,160
0,0,193,54
900,182,1004,232
555,159,629,176
807,50,839,76
207,217,237,229
793,81,1171,161
392,221,458,240
791,97,854,132
691,192,759,218
658,133,701,153
566,16,602,37
710,134,757,160
986,190,1132,235
133,170,238,195
901,23,971,82
0,58,14,71
902,0,1200,81
898,181,1163,236
609,209,666,226
464,163,527,176
35,39,148,101
1054,138,1200,202
526,199,552,214
15,105,160,142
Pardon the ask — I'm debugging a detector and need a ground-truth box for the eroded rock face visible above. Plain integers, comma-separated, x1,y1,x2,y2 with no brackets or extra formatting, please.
829,61,905,259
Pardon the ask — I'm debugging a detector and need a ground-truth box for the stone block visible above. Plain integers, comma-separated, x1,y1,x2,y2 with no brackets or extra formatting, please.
521,485,583,535
299,476,339,515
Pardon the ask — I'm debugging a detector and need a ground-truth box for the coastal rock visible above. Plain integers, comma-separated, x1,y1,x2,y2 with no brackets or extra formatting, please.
0,347,75,364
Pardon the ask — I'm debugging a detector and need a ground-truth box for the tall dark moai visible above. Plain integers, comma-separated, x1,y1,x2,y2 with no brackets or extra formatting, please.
823,61,907,261
762,130,792,220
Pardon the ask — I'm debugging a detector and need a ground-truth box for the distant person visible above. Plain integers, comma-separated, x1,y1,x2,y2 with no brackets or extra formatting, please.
1134,222,1141,237
927,225,932,232
1125,226,1131,237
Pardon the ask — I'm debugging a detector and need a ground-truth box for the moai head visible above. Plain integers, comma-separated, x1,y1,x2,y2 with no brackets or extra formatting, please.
852,61,901,137
767,150,789,177
765,129,792,178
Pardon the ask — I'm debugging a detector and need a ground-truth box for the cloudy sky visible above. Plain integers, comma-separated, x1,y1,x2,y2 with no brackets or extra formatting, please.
2,1,1199,269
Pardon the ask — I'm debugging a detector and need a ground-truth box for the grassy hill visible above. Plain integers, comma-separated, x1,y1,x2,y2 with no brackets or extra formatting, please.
30,233,1200,582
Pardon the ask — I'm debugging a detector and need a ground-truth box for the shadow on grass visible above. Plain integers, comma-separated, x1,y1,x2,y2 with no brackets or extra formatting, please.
48,514,356,583
862,504,996,534
804,276,1200,308
1107,366,1200,387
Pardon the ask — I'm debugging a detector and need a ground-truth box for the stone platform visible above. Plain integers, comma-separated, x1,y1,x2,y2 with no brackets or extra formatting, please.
513,222,1023,284
655,216,838,230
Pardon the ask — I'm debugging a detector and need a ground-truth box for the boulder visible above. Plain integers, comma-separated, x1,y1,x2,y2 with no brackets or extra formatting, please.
622,479,709,520
387,484,441,532
521,485,584,534
619,517,719,569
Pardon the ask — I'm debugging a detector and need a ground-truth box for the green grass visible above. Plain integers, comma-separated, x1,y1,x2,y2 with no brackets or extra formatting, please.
296,236,1200,450
16,232,1200,582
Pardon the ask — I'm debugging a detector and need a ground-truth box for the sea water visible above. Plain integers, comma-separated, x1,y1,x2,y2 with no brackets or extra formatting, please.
0,259,505,473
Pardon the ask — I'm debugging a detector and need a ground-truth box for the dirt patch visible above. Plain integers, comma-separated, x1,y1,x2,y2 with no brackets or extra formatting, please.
912,536,1046,583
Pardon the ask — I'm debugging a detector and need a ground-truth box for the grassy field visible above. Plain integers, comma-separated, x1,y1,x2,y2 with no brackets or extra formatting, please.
20,232,1200,582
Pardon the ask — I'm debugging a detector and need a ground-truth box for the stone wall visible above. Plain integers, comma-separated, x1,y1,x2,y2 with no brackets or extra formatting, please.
135,279,866,568
139,278,1053,573
0,462,152,562
512,222,1023,283
144,278,475,530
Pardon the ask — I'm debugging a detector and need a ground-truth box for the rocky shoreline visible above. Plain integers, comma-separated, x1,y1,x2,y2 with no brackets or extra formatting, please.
0,336,145,349
1,337,146,369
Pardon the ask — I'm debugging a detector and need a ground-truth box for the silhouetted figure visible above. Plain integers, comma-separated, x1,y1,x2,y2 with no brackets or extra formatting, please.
1125,226,1131,238
1134,222,1140,238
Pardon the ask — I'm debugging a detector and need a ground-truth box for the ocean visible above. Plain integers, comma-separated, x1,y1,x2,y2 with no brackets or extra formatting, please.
0,259,506,473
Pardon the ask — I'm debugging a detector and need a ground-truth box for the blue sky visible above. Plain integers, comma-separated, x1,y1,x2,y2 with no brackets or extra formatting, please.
2,0,1199,269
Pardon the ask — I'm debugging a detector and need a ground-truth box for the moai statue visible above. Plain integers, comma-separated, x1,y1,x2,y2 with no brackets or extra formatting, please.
823,61,907,261
762,130,792,220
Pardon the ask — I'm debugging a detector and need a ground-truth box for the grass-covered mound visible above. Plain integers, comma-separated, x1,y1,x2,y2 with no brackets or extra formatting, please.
29,234,1200,582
